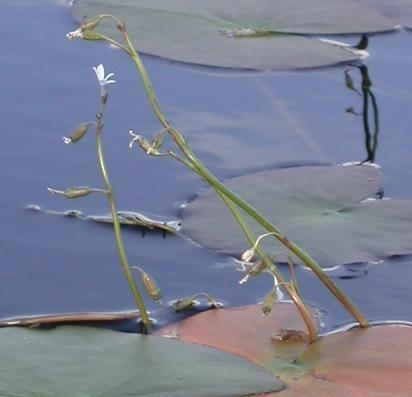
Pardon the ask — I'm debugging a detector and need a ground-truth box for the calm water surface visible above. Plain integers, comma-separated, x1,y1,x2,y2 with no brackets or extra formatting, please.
1,0,412,331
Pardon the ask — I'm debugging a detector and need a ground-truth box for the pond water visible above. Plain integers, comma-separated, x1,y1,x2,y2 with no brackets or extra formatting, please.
1,0,412,332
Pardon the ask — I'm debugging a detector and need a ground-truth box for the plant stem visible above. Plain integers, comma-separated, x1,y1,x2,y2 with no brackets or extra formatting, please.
218,191,318,342
117,26,368,328
95,115,151,333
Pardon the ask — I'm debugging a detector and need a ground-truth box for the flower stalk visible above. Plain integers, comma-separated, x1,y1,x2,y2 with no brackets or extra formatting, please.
67,17,369,329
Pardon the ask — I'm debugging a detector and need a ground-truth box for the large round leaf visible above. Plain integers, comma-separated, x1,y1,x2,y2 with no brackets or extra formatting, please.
0,326,283,396
157,305,412,397
356,0,412,29
71,0,394,70
156,303,315,375
182,165,412,267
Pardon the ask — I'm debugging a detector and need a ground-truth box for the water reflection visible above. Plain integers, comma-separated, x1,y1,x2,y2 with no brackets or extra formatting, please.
345,63,379,163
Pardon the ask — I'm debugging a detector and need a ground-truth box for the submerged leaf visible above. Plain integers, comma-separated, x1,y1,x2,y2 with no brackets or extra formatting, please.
71,0,394,70
182,165,412,267
0,326,283,396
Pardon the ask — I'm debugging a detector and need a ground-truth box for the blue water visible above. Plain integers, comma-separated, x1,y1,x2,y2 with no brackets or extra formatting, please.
1,0,412,331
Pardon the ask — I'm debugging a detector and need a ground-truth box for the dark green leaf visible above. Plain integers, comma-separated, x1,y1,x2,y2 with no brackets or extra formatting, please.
182,165,412,267
356,0,412,29
0,326,283,396
71,0,394,70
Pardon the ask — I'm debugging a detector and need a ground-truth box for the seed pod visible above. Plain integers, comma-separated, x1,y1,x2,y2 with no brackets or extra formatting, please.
173,296,195,312
139,268,162,302
63,123,91,144
152,130,166,149
80,17,101,32
136,136,161,155
262,288,278,316
82,30,104,41
47,186,102,199
248,258,267,276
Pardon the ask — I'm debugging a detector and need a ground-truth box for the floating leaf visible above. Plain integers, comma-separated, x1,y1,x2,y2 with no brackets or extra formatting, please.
182,165,412,267
157,304,412,397
156,303,315,374
71,0,394,70
27,205,180,233
356,0,412,29
87,210,181,233
278,324,412,397
0,325,283,396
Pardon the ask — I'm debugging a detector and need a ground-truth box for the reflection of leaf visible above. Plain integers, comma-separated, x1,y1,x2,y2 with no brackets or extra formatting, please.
0,326,283,396
71,0,394,70
157,304,412,397
182,165,412,267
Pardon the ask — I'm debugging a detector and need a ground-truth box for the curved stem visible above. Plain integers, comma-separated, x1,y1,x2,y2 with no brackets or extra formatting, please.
218,191,318,342
96,120,151,332
119,27,368,328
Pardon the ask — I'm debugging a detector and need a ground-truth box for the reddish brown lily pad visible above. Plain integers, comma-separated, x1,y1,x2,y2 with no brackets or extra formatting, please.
156,304,412,396
156,303,315,374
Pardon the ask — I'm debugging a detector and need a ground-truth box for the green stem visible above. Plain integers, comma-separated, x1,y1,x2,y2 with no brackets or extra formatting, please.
119,27,368,328
218,191,318,342
96,118,151,333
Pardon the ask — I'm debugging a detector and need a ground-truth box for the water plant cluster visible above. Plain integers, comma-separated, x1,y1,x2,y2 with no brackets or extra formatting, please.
2,1,412,396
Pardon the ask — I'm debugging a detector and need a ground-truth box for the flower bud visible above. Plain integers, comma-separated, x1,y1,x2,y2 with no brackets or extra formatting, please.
82,30,104,41
80,17,102,32
262,288,278,316
152,129,166,149
173,296,196,312
63,123,92,144
135,268,162,302
248,258,267,276
47,186,103,199
241,248,255,263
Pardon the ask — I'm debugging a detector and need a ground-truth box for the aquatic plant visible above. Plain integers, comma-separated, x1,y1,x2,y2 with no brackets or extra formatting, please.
48,61,157,332
63,15,373,340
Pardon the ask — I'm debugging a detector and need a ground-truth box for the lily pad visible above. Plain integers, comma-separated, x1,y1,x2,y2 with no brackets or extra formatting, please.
0,325,283,397
71,0,394,70
182,164,412,267
157,304,412,397
156,303,315,374
356,0,412,29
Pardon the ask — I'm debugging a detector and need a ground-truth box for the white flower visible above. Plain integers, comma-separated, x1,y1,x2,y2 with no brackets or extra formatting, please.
66,28,83,40
93,64,116,86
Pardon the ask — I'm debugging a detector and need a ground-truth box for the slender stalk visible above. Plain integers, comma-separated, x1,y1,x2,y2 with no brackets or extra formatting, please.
218,191,318,342
167,148,318,339
119,29,368,328
95,115,151,332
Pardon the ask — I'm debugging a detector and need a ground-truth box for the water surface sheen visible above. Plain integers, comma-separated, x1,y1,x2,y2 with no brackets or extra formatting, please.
1,0,412,331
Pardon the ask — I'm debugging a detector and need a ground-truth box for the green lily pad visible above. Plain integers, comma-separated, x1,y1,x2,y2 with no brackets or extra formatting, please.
356,0,412,29
182,164,412,267
71,0,394,70
0,325,283,397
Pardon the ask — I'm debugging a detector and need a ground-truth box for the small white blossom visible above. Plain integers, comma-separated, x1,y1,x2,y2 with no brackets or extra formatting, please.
129,130,141,148
66,28,83,40
93,64,116,86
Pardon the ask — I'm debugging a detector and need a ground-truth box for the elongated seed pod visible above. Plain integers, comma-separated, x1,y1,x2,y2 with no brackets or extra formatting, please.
63,123,91,144
139,269,162,302
173,296,195,312
262,288,278,316
248,258,267,276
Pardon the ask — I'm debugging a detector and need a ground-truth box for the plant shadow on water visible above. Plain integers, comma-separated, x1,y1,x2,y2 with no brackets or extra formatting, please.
1,0,412,336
